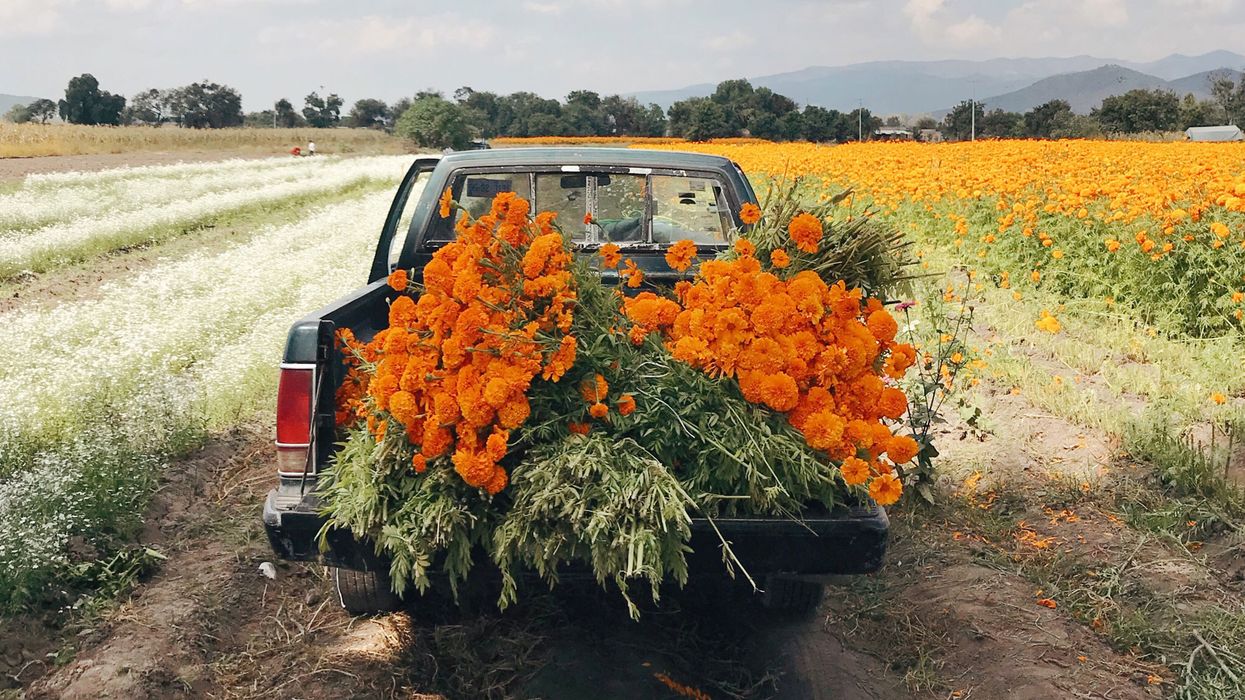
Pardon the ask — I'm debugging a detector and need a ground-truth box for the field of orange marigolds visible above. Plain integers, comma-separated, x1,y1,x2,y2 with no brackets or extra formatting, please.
655,139,1245,336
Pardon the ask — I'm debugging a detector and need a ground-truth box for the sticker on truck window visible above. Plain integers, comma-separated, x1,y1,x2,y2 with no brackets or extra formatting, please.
466,178,514,198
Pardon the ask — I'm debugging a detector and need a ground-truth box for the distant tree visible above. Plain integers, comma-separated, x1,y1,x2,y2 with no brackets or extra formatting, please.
562,89,605,136
26,98,57,124
1178,93,1220,129
496,92,562,136
776,110,804,141
58,74,125,125
1093,89,1180,133
123,89,168,126
387,97,413,130
394,96,474,149
668,97,730,141
914,116,938,131
800,105,838,142
1022,99,1073,138
244,110,276,128
884,115,902,127
941,100,984,141
847,107,882,141
302,91,343,128
166,82,243,128
1209,73,1244,125
1050,113,1102,139
980,109,1024,138
347,98,389,129
709,79,756,134
599,95,665,136
3,104,31,123
274,98,304,128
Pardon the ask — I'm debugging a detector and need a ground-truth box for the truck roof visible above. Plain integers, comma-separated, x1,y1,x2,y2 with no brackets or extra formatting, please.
437,147,739,172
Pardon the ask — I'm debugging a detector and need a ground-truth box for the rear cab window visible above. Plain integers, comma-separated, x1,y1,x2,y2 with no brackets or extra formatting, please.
424,167,737,248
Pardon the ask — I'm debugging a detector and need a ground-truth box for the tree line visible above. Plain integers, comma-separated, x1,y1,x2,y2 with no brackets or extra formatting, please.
6,72,1244,145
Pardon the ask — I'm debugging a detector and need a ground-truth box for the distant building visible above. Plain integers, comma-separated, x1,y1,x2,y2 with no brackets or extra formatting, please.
1185,125,1243,142
874,127,913,141
918,129,944,143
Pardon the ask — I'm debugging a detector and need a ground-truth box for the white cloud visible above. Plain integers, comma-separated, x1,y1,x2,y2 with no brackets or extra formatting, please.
522,2,562,14
1079,0,1129,26
0,0,70,35
259,14,498,56
945,14,1002,45
701,30,756,52
103,0,154,10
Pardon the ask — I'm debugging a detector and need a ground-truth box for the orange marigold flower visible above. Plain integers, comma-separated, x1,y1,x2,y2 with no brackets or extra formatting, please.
623,258,644,288
788,212,823,254
1105,238,1121,252
866,309,898,343
665,239,698,272
739,202,761,225
568,421,591,435
439,187,453,219
617,394,636,416
599,243,622,269
583,212,593,225
769,248,791,269
884,435,920,464
868,472,903,506
1232,291,1244,303
803,410,846,452
878,387,908,420
411,454,427,473
841,456,870,486
579,373,609,403
1210,392,1227,405
484,467,509,495
734,238,756,257
387,268,409,292
589,402,609,419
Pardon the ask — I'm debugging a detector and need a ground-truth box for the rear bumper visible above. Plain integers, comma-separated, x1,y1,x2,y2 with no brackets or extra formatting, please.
264,488,888,577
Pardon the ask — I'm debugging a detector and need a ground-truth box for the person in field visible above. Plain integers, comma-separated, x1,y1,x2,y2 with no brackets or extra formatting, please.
308,140,316,156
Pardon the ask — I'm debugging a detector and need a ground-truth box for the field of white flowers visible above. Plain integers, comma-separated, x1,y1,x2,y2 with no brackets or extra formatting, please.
0,155,413,611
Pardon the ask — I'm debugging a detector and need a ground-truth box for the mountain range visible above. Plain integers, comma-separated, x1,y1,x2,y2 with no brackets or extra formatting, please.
626,50,1245,116
0,94,47,115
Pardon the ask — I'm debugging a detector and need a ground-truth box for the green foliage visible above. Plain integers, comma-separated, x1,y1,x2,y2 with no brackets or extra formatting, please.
274,97,303,128
1093,89,1181,134
493,434,694,617
58,73,125,126
941,100,984,142
347,98,389,130
3,103,30,124
166,81,243,129
302,91,344,128
395,96,476,150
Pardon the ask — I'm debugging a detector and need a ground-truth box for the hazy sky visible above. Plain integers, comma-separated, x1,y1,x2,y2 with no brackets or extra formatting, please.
1,0,1242,110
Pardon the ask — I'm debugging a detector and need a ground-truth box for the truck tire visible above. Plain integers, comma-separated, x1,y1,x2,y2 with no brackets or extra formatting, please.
761,574,824,614
332,566,401,615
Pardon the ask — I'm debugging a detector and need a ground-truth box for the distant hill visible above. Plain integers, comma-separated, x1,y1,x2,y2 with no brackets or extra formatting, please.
981,65,1168,113
624,51,1245,115
979,65,1245,114
0,93,48,115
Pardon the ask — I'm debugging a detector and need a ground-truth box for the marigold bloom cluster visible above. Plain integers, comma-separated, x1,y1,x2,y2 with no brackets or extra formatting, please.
338,192,576,494
622,238,918,502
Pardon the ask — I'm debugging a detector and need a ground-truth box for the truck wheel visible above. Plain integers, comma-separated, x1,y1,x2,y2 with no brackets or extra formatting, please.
332,566,401,615
762,575,824,614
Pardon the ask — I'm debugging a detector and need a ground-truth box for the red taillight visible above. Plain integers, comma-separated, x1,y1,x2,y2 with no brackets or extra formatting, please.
276,364,315,475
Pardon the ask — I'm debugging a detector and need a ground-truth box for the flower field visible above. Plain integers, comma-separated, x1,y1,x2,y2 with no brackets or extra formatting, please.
0,155,410,610
653,140,1245,335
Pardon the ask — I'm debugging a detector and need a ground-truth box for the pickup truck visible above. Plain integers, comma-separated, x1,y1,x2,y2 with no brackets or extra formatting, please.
262,148,889,614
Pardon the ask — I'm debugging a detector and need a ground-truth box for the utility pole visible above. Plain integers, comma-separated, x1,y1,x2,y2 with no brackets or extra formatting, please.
970,81,976,142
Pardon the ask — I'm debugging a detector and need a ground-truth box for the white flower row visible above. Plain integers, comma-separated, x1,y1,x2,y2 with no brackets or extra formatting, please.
0,186,404,595
0,155,411,277
0,156,362,234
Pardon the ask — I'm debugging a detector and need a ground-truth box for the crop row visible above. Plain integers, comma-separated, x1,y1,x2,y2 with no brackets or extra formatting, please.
0,185,406,610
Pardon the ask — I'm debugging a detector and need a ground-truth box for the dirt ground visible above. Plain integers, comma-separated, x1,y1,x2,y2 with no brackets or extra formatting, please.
5,380,1217,699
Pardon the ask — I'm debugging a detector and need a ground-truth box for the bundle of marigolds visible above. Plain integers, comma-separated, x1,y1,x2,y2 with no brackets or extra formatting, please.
322,188,920,614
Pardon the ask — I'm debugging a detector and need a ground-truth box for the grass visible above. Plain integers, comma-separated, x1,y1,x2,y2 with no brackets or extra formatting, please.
0,123,408,158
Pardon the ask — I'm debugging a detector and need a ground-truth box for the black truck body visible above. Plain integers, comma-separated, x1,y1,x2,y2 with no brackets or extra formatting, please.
262,148,888,611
